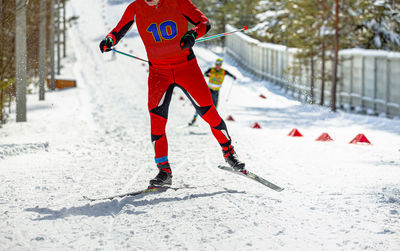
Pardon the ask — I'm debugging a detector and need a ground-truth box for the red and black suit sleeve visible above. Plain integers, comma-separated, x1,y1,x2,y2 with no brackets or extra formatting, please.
106,2,136,46
178,0,211,37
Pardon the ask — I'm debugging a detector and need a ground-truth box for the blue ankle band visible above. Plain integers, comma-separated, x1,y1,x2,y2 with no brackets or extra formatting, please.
155,156,168,164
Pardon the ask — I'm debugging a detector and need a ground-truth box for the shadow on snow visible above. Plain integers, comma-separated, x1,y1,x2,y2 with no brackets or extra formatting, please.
25,189,245,221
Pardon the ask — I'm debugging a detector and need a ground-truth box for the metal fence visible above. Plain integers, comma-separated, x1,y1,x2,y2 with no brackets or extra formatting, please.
225,25,400,118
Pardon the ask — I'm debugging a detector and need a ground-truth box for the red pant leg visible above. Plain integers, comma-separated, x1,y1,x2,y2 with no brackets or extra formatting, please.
147,66,174,163
174,59,231,146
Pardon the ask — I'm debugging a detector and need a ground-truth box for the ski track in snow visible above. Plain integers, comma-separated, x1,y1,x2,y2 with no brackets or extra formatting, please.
0,0,400,250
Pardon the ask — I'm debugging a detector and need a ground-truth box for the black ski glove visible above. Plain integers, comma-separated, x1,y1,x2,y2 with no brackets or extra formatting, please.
180,30,198,50
99,37,114,53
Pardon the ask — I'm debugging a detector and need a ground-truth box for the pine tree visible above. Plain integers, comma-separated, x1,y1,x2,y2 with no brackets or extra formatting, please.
357,0,400,50
195,0,259,45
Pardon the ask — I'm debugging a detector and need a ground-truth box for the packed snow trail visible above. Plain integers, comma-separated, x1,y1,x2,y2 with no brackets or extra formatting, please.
0,0,400,250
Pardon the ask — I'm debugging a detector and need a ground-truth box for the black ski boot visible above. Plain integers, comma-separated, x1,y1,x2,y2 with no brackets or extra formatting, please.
223,146,246,173
149,163,172,188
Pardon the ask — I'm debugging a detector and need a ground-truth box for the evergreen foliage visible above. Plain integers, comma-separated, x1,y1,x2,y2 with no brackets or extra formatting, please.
194,0,259,45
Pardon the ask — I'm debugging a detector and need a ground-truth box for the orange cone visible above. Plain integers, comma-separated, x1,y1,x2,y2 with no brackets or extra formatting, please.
316,132,333,142
259,94,267,99
226,115,235,121
251,122,261,129
349,134,371,144
288,128,303,137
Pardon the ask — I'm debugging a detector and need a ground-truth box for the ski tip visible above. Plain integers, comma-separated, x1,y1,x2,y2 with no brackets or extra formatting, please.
147,186,169,191
82,196,95,201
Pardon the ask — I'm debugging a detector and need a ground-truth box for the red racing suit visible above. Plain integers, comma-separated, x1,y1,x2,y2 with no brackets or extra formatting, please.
107,0,232,164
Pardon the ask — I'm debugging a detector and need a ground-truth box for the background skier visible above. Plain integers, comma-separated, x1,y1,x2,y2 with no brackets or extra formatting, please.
188,58,236,126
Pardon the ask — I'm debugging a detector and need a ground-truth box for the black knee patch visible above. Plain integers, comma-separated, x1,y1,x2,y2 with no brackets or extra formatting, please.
212,119,227,131
150,85,175,119
196,105,212,117
151,134,164,142
177,85,212,117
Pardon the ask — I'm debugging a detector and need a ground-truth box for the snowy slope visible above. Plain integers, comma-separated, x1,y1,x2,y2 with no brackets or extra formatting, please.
1,0,400,250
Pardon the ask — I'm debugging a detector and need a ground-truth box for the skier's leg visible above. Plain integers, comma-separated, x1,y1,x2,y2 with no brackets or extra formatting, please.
175,61,228,142
177,84,231,146
210,89,219,108
175,59,245,170
147,67,174,185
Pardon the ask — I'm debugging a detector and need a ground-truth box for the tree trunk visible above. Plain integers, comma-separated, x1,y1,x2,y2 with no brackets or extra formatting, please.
320,37,326,106
331,0,340,112
15,0,27,122
0,0,3,75
310,53,315,104
0,0,3,123
320,1,327,107
56,0,61,75
39,0,47,100
50,0,55,90
63,0,66,58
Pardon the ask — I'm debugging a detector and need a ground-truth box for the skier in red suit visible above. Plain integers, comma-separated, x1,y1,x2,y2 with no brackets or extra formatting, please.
100,0,245,188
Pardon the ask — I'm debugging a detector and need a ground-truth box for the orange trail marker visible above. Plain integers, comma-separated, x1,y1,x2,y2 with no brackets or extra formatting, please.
226,115,235,121
288,128,303,137
316,132,333,142
349,134,371,144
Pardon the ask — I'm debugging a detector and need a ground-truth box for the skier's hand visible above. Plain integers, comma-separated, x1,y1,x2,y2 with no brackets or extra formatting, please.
99,37,114,53
180,30,198,50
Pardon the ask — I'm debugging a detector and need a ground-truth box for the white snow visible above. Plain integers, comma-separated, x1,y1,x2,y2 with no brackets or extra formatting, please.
340,47,400,58
1,0,400,250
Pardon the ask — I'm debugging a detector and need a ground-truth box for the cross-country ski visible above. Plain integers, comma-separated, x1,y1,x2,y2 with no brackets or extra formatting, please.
217,165,284,192
83,187,173,201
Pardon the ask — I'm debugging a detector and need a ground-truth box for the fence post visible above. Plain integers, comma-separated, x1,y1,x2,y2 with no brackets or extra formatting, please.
339,53,343,107
373,56,377,113
281,50,284,89
361,55,365,110
349,55,354,108
385,57,391,115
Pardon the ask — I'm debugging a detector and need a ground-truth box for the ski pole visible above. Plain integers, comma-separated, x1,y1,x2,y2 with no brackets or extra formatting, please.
111,48,149,63
225,78,236,102
195,26,248,43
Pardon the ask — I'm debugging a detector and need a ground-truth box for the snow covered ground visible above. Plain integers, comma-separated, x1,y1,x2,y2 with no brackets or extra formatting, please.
1,0,400,250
